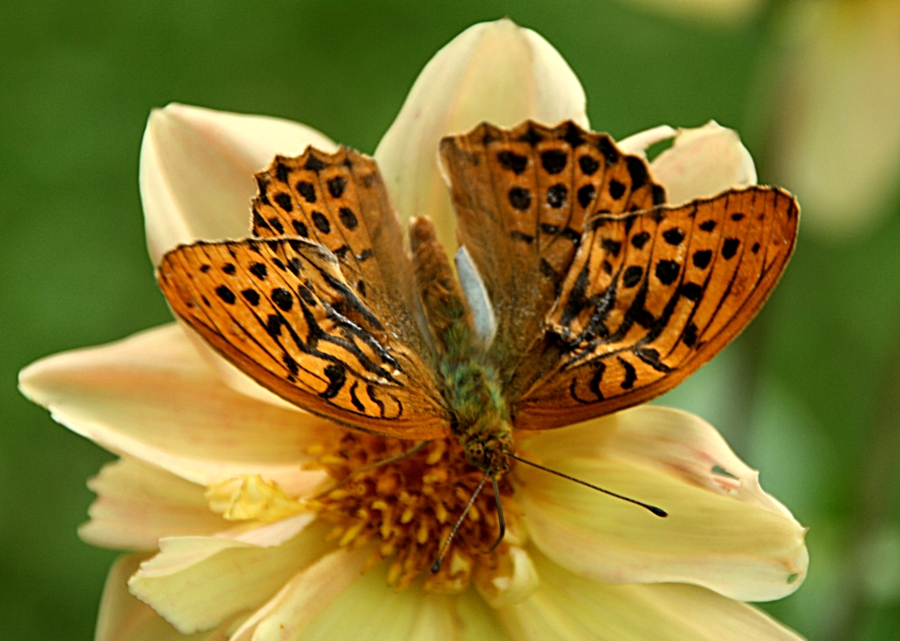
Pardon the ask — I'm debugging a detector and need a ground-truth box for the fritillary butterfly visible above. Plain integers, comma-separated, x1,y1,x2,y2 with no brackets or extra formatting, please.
158,120,798,499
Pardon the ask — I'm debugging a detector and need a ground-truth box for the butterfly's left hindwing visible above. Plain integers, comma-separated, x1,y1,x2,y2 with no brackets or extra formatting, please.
511,186,799,430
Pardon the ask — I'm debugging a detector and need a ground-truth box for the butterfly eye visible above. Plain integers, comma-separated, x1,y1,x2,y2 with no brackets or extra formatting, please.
464,441,485,466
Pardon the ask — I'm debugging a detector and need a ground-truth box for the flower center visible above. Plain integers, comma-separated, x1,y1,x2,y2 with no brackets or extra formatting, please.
306,429,518,592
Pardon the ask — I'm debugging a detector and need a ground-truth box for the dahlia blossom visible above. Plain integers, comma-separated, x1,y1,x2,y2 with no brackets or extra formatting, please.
20,19,807,641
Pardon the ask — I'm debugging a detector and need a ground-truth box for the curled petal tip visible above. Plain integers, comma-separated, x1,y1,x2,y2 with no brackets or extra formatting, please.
650,120,757,205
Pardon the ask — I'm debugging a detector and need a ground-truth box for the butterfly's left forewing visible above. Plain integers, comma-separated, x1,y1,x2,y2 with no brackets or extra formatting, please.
158,147,451,440
512,186,798,430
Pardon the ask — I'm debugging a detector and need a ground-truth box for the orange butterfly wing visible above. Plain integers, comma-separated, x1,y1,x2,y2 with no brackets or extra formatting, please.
158,149,450,440
511,186,799,430
440,121,665,383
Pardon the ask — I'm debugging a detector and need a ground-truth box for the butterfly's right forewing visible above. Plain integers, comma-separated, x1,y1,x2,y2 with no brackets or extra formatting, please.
512,186,799,430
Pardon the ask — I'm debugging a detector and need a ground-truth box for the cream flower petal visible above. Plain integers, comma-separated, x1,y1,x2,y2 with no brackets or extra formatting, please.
181,321,303,412
80,457,226,550
516,406,807,601
142,103,335,265
129,520,331,635
97,554,233,641
229,546,370,641
496,550,803,641
254,562,511,641
650,121,757,205
474,545,541,608
18,324,329,494
375,18,589,252
616,125,677,157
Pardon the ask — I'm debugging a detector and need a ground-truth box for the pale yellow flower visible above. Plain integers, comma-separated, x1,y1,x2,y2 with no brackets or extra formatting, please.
20,19,807,640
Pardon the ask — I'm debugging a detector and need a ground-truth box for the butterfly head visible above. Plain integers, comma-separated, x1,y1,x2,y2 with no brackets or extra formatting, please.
462,426,513,476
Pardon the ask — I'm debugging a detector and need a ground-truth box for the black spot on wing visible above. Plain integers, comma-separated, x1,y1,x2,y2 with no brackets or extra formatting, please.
283,353,299,376
655,260,680,285
600,238,621,257
662,228,685,246
518,124,544,145
498,151,528,175
692,250,712,269
683,322,698,347
338,207,358,230
625,157,648,191
577,184,596,208
578,155,600,175
509,187,532,211
680,282,703,301
266,313,283,338
722,238,740,260
618,356,637,389
304,153,327,172
327,177,346,198
241,289,260,306
652,185,666,206
312,212,331,234
547,184,568,208
631,231,651,250
623,265,643,288
296,181,317,203
596,137,619,166
541,149,568,174
272,287,294,312
215,286,236,304
634,347,671,373
320,364,346,399
274,193,293,212
349,381,365,412
608,180,626,200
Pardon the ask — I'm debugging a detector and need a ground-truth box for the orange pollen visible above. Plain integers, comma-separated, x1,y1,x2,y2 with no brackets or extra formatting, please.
306,430,518,592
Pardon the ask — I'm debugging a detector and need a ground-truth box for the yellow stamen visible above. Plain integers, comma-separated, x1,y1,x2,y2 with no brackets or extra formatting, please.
309,430,519,592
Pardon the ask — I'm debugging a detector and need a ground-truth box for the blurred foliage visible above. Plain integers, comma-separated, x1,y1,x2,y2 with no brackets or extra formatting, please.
1,1,899,639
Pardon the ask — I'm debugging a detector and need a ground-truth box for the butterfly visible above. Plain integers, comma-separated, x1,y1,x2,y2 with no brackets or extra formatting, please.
157,120,798,507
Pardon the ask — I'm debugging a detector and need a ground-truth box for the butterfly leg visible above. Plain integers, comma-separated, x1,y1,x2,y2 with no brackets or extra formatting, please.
481,475,506,554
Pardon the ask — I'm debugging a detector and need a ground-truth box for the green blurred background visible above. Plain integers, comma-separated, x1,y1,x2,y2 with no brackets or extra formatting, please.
2,1,899,639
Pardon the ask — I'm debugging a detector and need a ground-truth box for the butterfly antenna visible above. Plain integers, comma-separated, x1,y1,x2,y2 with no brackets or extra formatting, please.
481,475,505,554
315,440,430,499
508,453,667,517
431,469,490,573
